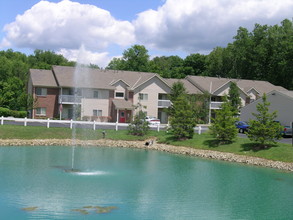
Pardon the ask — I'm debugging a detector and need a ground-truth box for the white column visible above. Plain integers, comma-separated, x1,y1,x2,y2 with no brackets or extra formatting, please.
47,118,50,128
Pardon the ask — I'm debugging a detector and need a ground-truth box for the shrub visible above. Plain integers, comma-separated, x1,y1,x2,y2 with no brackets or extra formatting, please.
0,107,27,118
128,111,149,136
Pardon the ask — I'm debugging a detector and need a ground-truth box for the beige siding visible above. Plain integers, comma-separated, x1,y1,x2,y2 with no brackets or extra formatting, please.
214,83,246,107
133,77,170,117
81,89,110,118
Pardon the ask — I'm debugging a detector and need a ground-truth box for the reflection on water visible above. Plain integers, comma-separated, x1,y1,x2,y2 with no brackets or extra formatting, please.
0,146,293,220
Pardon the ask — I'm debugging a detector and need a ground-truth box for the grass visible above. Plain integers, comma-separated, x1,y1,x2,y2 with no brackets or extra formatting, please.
0,124,292,163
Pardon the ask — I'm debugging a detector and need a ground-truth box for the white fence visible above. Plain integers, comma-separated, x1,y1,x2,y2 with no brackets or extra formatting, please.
0,116,208,134
0,116,164,132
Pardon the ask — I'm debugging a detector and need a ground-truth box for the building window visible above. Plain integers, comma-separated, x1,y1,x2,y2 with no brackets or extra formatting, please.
115,92,124,98
36,88,47,96
93,90,99,98
93,109,102,117
139,93,148,101
36,107,46,116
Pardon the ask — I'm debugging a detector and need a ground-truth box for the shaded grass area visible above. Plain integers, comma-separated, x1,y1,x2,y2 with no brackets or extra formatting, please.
0,125,292,163
158,132,293,163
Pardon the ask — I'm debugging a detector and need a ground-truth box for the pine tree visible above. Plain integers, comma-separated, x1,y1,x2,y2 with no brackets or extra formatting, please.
228,82,241,115
169,96,196,140
210,97,238,144
128,110,149,136
247,94,282,148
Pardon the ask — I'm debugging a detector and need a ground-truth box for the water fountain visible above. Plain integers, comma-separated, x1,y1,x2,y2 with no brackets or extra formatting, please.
66,45,90,173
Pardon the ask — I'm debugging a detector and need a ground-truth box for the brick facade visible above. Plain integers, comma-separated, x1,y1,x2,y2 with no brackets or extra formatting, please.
33,88,59,119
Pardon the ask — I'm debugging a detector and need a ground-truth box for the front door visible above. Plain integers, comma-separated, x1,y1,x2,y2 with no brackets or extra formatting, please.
119,110,126,123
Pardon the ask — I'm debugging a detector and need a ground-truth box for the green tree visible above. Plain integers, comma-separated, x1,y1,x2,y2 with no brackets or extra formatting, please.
210,97,238,144
183,53,207,75
128,110,149,136
169,95,196,140
107,45,150,72
228,82,242,115
247,94,283,148
169,81,187,103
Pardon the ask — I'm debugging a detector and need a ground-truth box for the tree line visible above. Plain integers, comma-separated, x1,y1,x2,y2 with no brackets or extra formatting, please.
107,19,293,90
0,19,292,112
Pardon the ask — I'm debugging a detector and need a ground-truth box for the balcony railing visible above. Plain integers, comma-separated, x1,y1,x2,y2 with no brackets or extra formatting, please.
158,100,172,108
210,101,223,109
59,95,82,104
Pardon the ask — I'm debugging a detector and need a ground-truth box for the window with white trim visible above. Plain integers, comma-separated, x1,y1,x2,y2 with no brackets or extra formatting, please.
115,92,124,98
36,88,47,96
93,109,102,117
36,107,46,116
139,93,148,101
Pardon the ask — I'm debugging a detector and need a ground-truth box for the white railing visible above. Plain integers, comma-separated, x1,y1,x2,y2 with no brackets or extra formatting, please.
0,116,164,132
158,100,172,108
59,95,82,104
210,101,223,109
0,116,209,134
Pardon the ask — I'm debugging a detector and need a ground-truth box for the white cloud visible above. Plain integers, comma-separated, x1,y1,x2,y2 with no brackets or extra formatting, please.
134,0,293,53
2,0,135,51
57,47,111,68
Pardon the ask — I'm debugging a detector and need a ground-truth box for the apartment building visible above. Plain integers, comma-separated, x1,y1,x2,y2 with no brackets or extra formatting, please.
28,65,287,124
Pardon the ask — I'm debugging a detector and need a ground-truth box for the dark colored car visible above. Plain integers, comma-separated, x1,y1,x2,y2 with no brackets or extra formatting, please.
235,121,249,133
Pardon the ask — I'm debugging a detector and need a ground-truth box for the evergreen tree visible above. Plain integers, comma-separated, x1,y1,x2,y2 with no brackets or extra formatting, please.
169,96,196,140
228,82,242,115
247,94,282,148
128,105,149,136
210,97,238,144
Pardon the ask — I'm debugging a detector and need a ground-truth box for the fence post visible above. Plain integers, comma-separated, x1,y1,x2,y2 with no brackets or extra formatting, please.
198,126,202,135
115,121,118,131
70,119,73,129
157,124,160,132
93,120,96,130
1,116,3,125
47,118,50,128
24,117,27,126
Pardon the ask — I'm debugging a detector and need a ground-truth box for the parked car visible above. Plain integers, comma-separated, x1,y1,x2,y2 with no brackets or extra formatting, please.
145,116,161,125
235,121,249,133
281,126,292,137
274,121,292,137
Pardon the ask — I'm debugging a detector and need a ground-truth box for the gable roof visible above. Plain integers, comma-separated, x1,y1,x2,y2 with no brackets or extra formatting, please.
29,69,58,87
186,75,287,96
50,66,170,91
164,78,203,94
52,66,115,90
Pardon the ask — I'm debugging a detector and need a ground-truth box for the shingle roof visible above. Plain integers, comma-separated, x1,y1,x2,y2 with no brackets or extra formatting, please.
186,75,287,95
164,78,203,94
112,99,134,110
52,66,115,90
51,66,169,90
29,69,58,87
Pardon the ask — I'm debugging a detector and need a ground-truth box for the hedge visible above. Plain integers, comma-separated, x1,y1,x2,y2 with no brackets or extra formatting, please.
0,107,27,118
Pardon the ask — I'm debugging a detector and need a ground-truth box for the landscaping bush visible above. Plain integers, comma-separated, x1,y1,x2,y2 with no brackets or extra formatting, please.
0,107,27,118
0,107,10,117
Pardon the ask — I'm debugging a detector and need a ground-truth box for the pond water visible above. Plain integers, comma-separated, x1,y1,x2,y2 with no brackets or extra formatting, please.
0,146,293,219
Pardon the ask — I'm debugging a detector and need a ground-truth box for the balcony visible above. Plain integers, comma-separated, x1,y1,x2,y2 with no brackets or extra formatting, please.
158,100,172,108
59,95,82,104
210,101,223,109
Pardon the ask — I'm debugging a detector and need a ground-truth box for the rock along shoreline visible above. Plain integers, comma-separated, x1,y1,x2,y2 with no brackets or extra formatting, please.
0,138,292,172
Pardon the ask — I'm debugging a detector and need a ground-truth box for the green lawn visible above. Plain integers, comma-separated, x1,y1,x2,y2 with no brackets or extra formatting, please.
0,125,292,163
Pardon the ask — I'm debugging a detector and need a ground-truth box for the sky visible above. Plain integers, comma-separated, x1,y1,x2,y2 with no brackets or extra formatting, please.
0,0,292,68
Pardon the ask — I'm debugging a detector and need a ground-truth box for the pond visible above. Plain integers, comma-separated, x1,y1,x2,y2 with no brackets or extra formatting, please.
0,146,293,219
